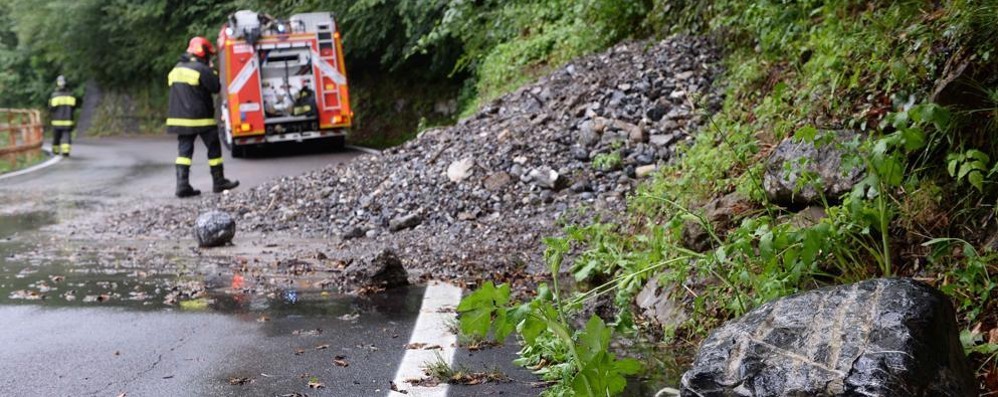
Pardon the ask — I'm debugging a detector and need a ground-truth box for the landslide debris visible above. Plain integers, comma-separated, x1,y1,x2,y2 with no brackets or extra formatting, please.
95,36,723,282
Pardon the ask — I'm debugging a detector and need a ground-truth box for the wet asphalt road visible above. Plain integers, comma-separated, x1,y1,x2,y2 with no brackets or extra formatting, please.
0,137,539,396
0,136,363,199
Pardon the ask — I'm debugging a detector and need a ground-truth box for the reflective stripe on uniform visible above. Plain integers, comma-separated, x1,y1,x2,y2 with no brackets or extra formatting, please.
166,118,215,127
176,157,193,166
50,96,77,107
168,67,201,86
208,157,223,166
52,120,74,127
60,144,71,153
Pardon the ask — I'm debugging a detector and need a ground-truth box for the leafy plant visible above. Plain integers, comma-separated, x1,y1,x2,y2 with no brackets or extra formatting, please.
592,152,622,172
457,237,642,396
947,149,989,192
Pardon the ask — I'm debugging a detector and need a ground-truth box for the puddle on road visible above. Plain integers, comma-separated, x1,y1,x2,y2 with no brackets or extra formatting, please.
620,340,690,396
0,211,55,240
0,212,424,320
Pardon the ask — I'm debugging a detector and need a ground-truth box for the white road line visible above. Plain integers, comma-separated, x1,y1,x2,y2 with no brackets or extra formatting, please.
390,282,463,396
345,145,382,156
0,147,62,181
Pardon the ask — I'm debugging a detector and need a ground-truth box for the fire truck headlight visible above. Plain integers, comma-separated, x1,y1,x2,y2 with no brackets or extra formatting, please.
333,115,343,124
225,27,234,36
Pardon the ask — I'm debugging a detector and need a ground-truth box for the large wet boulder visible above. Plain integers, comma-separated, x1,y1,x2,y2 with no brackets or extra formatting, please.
344,249,409,290
681,278,976,397
763,131,863,207
194,211,235,248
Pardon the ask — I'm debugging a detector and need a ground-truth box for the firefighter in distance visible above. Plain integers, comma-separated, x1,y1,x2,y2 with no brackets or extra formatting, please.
167,36,239,198
49,75,76,157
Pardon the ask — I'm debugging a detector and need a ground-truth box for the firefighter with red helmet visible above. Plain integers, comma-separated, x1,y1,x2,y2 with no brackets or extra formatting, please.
167,36,239,198
49,75,76,157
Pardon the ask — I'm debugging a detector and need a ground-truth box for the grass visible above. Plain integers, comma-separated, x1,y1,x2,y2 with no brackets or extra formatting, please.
0,149,46,174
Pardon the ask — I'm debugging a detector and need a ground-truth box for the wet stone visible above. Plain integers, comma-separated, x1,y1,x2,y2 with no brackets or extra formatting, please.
344,249,409,290
680,278,976,397
194,211,235,248
389,213,422,232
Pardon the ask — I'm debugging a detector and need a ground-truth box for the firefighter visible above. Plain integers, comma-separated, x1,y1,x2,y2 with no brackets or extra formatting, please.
49,75,76,157
167,36,239,198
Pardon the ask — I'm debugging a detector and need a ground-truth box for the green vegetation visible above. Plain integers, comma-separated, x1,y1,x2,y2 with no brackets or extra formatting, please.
0,150,44,174
456,0,998,394
0,0,651,141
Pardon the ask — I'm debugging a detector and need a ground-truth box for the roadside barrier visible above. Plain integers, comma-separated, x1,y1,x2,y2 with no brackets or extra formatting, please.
0,109,44,156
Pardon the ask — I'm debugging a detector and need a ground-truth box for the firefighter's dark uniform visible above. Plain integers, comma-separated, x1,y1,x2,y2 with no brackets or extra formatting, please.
167,53,237,197
49,89,76,156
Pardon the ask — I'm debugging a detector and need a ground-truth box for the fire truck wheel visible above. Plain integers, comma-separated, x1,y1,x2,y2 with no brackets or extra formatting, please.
326,135,346,151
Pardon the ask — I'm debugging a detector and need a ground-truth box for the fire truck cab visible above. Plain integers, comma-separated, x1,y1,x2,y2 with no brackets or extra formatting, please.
217,10,352,157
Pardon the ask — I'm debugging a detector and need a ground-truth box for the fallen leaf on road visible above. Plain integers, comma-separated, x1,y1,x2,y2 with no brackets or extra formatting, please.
307,377,325,389
294,348,306,356
333,357,349,367
314,344,329,350
9,290,43,300
229,377,253,385
390,381,408,394
257,316,270,322
405,343,427,350
406,377,439,387
116,393,126,397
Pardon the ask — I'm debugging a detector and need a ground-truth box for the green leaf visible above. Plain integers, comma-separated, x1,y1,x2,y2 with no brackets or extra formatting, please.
967,149,990,164
518,313,547,345
899,127,925,151
613,357,643,375
457,282,511,339
958,162,975,180
876,156,904,186
947,159,958,177
759,231,774,259
578,315,611,362
968,171,984,192
794,125,818,142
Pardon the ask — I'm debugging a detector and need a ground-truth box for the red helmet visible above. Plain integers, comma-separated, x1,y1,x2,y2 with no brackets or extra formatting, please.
186,36,216,58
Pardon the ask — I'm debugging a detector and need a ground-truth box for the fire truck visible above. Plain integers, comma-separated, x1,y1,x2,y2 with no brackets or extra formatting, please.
216,10,352,157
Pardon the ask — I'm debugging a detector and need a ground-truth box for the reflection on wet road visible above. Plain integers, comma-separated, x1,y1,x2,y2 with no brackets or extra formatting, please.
0,139,540,396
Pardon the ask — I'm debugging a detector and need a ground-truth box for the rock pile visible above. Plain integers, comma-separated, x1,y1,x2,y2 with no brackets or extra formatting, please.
104,36,722,276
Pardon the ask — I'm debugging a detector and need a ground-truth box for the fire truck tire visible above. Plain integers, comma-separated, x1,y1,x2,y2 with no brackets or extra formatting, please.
220,126,248,158
326,135,346,151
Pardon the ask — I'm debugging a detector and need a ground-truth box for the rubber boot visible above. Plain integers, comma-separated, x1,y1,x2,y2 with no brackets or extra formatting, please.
211,165,239,193
176,165,201,198
60,143,71,157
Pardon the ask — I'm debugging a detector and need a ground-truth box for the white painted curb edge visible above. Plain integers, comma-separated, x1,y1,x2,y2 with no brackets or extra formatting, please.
0,147,63,181
390,282,462,396
345,144,383,156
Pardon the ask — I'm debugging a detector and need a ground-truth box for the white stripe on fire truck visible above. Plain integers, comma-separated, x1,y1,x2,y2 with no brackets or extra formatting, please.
312,51,347,85
229,57,258,94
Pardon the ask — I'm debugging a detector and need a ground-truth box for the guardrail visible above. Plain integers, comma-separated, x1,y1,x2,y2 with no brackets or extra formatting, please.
0,109,44,156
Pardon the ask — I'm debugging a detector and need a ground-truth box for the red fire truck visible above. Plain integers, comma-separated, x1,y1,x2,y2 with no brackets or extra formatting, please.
216,10,352,157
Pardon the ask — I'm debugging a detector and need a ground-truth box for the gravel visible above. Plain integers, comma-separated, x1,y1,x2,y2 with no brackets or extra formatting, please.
92,36,723,284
